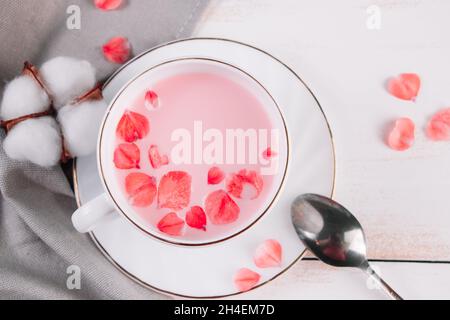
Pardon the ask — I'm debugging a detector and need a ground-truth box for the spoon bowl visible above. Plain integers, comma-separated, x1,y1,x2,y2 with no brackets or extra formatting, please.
291,193,402,300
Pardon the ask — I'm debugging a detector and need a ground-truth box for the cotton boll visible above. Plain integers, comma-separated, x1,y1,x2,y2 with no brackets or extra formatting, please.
40,57,96,109
57,99,107,157
0,75,50,120
3,117,62,167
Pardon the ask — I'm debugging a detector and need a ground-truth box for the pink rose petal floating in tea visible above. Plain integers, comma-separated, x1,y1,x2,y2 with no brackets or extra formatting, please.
157,212,185,236
262,147,277,160
94,0,123,10
426,108,450,141
157,171,192,210
144,90,160,110
253,239,282,268
125,172,157,207
387,73,421,101
185,206,207,231
102,37,131,64
204,190,240,225
114,143,140,169
116,110,149,142
387,118,415,151
233,268,261,292
207,166,225,185
148,145,169,169
226,169,264,200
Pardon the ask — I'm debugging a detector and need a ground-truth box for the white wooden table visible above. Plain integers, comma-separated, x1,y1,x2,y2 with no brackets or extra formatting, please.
192,0,450,299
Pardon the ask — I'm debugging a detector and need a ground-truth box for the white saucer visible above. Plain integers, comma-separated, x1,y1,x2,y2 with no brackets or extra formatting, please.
73,38,335,298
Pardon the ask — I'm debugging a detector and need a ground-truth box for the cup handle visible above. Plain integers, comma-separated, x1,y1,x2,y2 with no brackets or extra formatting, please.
72,193,116,233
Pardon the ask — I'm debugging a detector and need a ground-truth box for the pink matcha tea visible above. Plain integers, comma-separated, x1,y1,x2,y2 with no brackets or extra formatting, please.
112,69,284,243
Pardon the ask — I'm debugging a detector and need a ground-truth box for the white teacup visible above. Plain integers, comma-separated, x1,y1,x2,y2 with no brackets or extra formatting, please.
72,58,289,246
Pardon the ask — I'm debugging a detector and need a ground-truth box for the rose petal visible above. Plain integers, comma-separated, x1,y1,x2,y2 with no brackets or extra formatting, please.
157,212,184,236
233,268,261,292
262,147,277,160
253,239,282,268
157,171,191,210
113,143,140,169
148,145,169,169
426,108,450,141
94,0,123,10
185,206,207,231
204,190,240,225
116,110,149,143
144,90,160,110
125,172,157,207
207,166,225,185
387,73,421,101
226,169,264,199
387,118,415,151
102,37,131,64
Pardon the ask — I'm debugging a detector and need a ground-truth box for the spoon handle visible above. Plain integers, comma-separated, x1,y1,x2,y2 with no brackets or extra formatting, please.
365,264,403,300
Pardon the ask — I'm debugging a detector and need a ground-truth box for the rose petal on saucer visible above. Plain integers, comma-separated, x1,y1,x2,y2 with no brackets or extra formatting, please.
158,171,191,210
387,73,420,101
226,169,264,199
125,172,157,207
233,268,261,292
114,143,140,169
94,0,123,10
116,110,149,142
157,212,184,236
426,108,450,141
207,166,225,185
387,118,415,151
253,239,282,268
204,190,239,225
102,37,131,64
185,206,207,231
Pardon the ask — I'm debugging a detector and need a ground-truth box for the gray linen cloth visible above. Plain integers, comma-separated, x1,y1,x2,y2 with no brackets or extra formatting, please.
0,0,208,299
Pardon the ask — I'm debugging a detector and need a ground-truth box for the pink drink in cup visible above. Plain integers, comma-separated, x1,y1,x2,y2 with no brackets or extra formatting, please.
106,59,288,245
